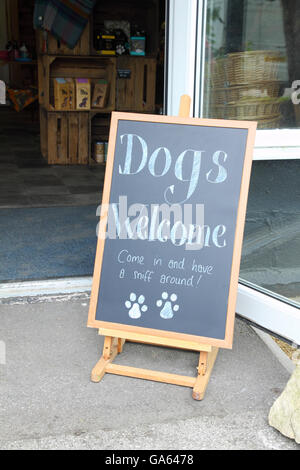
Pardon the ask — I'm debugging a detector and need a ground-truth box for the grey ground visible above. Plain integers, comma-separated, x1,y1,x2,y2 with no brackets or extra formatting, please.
0,295,299,450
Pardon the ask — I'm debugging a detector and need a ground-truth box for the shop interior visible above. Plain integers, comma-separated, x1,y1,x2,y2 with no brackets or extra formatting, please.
0,0,165,209
0,0,165,282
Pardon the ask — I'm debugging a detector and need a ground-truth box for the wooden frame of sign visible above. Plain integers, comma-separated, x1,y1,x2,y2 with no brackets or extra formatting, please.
87,95,257,400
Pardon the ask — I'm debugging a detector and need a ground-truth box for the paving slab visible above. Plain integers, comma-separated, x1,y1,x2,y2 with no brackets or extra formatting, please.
0,296,298,450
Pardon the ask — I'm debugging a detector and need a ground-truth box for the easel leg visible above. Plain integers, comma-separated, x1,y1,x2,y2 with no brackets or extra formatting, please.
91,336,122,383
91,331,219,401
117,338,125,353
192,347,219,401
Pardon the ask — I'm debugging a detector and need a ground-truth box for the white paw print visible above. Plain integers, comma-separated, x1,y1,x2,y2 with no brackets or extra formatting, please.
125,293,148,319
156,292,179,319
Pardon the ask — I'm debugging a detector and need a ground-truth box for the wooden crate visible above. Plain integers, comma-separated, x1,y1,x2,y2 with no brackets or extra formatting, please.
37,22,90,56
116,56,157,112
38,55,116,112
40,107,48,160
40,109,89,165
90,113,111,165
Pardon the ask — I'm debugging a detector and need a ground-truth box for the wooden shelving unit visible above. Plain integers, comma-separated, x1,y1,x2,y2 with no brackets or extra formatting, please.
36,23,91,56
40,108,90,165
38,49,117,165
38,55,156,165
37,0,160,165
38,55,116,113
116,56,157,112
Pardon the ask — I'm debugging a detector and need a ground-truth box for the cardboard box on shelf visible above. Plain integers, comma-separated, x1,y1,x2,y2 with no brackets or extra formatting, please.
92,80,109,108
54,78,72,110
76,79,91,110
53,78,75,110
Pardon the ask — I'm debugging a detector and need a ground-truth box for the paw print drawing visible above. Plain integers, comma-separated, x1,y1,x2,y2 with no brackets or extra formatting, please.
125,293,148,319
156,292,179,319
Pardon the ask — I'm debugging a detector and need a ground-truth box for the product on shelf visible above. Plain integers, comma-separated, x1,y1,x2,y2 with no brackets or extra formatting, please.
93,141,105,163
54,78,75,110
130,36,146,56
76,79,91,110
92,79,109,108
95,33,116,56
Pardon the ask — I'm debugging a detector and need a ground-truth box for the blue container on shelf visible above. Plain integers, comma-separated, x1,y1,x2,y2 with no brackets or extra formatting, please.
130,36,146,56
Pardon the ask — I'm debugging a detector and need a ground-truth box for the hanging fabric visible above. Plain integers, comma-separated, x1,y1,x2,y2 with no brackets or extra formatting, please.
34,0,96,49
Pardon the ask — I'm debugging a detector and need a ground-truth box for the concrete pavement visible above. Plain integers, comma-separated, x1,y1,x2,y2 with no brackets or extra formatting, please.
0,294,299,450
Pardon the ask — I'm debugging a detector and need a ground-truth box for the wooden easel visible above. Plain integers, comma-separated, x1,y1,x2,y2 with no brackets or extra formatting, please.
90,96,219,400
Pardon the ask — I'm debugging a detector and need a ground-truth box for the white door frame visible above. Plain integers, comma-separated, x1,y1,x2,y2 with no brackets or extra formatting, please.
166,0,300,345
166,0,199,116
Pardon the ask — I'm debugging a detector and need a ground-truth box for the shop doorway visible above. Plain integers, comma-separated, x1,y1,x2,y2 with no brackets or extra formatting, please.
0,0,166,282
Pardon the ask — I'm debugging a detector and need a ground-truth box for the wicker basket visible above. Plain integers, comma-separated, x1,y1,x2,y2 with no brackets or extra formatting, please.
226,50,282,85
226,98,281,120
211,81,280,105
211,106,226,119
256,114,281,129
211,98,281,121
210,58,227,88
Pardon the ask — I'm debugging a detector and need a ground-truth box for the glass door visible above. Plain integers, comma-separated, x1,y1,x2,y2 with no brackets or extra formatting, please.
196,0,300,157
167,0,300,345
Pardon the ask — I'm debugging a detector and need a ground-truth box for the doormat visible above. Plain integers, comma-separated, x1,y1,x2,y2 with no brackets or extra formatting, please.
0,206,98,282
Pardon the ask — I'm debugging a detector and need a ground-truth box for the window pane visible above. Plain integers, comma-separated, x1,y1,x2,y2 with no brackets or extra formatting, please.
204,0,300,129
240,160,300,306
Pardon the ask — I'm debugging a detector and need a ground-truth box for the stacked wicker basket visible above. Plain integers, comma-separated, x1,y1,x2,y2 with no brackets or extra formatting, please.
210,51,282,129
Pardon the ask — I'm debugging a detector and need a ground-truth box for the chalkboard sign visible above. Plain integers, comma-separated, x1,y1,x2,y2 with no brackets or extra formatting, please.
88,113,256,349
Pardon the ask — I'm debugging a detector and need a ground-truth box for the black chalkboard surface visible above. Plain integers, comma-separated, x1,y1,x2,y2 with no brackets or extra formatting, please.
88,113,256,349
